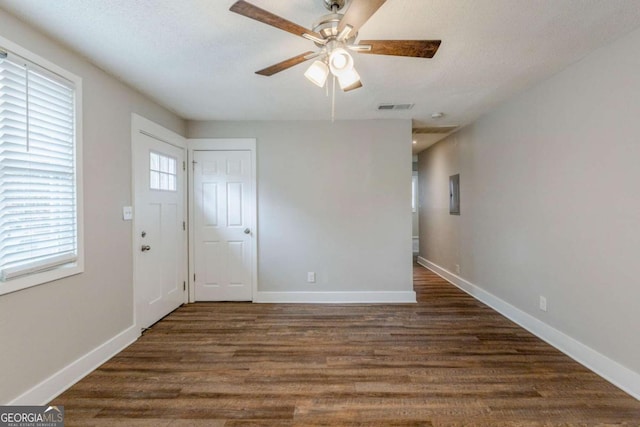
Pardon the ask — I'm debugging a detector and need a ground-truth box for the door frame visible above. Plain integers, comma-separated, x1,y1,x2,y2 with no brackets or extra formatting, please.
131,113,188,330
187,138,257,303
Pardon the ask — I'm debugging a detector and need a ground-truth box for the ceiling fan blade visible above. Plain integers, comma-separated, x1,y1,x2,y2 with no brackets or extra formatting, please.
255,51,315,76
337,0,387,34
230,1,322,39
357,40,441,58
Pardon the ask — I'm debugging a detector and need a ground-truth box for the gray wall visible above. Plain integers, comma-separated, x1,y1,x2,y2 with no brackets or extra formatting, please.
412,156,419,239
188,120,414,294
0,10,185,403
418,26,640,374
412,205,419,239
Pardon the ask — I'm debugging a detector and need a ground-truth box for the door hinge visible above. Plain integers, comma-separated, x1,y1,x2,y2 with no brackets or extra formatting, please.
183,161,186,171
183,221,186,231
183,281,186,291
194,274,196,282
192,160,197,171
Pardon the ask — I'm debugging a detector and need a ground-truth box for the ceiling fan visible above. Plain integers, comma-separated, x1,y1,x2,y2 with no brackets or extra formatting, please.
229,0,441,92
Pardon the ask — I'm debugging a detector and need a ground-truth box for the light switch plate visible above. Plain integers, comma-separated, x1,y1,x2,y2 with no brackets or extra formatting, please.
122,206,133,221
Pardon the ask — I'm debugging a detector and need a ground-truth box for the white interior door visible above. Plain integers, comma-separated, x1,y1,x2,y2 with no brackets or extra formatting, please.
193,150,254,301
133,128,186,329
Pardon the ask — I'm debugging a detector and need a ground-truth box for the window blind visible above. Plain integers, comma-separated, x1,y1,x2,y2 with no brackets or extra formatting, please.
0,50,77,281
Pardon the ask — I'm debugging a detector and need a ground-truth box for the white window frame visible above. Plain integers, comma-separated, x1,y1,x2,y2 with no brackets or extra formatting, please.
0,35,83,296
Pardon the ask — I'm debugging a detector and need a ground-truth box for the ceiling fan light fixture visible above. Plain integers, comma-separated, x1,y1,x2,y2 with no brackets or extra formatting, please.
343,79,363,92
338,68,361,91
304,60,330,87
329,48,353,76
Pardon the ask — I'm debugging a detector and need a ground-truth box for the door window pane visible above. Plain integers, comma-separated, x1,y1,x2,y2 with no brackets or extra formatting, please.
149,152,177,191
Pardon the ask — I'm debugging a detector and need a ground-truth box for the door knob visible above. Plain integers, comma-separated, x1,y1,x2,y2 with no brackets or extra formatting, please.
141,245,151,252
244,228,251,234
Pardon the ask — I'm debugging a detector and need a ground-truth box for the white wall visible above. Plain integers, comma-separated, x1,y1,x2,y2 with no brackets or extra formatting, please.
418,25,640,381
188,120,414,299
0,10,185,403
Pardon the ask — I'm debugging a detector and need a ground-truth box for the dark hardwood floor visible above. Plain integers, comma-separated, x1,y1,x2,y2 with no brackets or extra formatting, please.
52,264,640,426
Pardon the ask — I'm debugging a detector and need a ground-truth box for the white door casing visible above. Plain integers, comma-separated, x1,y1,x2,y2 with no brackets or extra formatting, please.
132,115,187,329
188,139,257,302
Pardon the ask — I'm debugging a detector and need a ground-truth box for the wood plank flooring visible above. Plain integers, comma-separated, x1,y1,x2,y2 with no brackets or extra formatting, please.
52,264,640,426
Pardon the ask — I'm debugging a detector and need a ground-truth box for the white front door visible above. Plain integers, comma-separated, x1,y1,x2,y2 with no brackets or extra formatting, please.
133,129,186,329
193,150,254,301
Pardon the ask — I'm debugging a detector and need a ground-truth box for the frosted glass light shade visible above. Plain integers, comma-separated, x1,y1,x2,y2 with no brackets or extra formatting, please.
329,48,353,76
304,60,329,87
338,68,361,91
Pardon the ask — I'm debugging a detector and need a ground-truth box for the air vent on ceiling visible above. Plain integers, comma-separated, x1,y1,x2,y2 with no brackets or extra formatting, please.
378,103,414,111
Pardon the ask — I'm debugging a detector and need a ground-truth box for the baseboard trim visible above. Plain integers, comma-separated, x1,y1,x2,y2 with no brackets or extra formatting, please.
8,325,139,405
255,291,417,304
416,256,640,400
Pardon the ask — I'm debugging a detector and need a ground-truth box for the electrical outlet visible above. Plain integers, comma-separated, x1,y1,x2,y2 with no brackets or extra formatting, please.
455,264,460,274
307,272,316,283
539,296,548,312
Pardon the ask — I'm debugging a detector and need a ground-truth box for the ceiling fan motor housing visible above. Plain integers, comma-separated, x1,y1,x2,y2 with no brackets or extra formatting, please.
323,0,346,12
312,13,357,46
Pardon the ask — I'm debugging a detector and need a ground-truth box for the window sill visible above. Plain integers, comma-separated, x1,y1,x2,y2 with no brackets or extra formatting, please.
0,262,84,296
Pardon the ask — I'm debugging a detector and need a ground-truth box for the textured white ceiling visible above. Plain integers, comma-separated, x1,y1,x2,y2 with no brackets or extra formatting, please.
2,0,640,132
